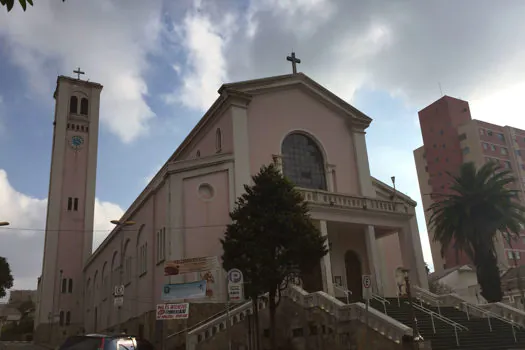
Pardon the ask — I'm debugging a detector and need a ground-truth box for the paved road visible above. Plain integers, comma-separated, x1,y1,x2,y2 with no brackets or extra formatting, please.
0,342,49,350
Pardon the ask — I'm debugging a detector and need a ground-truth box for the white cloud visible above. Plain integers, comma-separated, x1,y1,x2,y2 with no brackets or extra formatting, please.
164,6,230,111
0,169,123,292
0,0,163,143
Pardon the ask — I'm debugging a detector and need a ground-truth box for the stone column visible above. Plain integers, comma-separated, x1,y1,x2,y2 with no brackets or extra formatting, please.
352,129,375,197
272,154,283,173
231,103,251,198
399,217,429,289
326,164,336,192
319,220,335,296
364,225,383,295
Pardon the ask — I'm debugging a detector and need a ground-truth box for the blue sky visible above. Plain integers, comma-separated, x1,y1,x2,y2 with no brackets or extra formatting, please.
1,0,525,291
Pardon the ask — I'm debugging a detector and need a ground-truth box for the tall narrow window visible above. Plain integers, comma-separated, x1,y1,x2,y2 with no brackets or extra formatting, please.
70,96,78,114
74,198,79,211
80,98,89,115
68,278,73,293
62,278,67,293
66,311,71,325
59,311,64,326
215,128,222,152
67,197,73,211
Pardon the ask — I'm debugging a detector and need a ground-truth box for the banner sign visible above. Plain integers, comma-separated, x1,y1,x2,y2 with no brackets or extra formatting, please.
164,256,219,276
228,283,244,302
156,303,189,320
161,281,207,301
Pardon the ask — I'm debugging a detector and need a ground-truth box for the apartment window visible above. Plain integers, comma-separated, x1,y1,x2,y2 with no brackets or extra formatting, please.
66,311,71,325
516,150,522,156
61,278,67,293
505,161,512,169
156,228,166,263
487,130,493,136
521,164,525,170
483,143,488,150
59,311,64,326
479,128,485,135
501,147,508,155
498,133,505,141
67,197,73,211
73,198,79,211
458,133,467,141
440,129,444,135
462,147,470,155
139,243,147,275
435,157,440,162
508,251,521,260
433,144,437,148
68,278,73,293
491,144,496,151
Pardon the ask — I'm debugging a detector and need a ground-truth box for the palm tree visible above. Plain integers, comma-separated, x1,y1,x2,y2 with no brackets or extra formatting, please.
428,161,525,302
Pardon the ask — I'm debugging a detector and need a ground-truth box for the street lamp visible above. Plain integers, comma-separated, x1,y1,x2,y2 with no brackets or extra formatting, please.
0,222,10,226
110,220,136,226
402,268,423,349
390,176,397,201
110,219,135,333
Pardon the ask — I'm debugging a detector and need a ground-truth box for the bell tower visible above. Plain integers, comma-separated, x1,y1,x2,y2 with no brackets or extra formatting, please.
35,70,103,344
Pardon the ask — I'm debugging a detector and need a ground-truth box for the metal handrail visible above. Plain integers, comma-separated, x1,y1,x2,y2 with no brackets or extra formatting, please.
461,302,521,342
165,301,246,339
333,284,352,304
415,291,442,315
372,293,390,315
407,301,468,347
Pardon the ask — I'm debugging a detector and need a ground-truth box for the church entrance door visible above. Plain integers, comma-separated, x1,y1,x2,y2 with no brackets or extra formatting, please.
344,251,362,302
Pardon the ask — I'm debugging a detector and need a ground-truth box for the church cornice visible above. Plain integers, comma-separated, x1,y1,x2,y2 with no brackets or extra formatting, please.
220,72,373,129
371,176,417,207
84,153,234,269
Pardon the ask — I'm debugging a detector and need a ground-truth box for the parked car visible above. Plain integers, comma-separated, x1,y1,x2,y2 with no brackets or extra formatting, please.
58,333,154,350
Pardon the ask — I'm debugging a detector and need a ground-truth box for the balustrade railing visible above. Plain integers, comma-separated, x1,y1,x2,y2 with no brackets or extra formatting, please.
297,188,410,215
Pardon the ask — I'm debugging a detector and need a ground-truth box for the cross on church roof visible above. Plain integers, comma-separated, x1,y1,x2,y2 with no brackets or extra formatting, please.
73,67,85,80
286,52,301,74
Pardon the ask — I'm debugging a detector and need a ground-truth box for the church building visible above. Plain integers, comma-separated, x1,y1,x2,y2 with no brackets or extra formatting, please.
34,61,428,346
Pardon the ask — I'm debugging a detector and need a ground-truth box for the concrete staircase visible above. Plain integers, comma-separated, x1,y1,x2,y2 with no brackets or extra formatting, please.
369,294,525,349
181,285,413,350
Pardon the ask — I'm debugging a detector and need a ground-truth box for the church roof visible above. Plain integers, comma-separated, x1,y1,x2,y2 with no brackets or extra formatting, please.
219,73,372,126
167,72,372,164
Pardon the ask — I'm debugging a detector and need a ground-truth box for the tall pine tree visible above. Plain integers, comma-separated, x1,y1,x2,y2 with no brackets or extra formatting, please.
221,164,327,350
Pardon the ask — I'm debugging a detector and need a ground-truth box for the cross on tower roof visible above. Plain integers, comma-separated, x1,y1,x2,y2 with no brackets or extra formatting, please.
286,52,301,74
73,67,85,80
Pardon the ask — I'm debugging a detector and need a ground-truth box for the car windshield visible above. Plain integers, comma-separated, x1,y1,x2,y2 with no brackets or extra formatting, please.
59,336,103,350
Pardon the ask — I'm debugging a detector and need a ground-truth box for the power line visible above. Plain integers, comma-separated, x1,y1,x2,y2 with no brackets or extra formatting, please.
0,223,230,233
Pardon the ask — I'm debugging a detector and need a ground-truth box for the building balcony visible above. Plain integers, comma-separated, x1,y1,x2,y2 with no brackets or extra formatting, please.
298,188,411,216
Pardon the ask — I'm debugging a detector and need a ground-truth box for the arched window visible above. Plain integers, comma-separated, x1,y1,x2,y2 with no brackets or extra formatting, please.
281,132,327,190
80,98,89,115
59,311,64,326
61,278,67,293
215,128,222,152
70,96,78,114
68,278,73,293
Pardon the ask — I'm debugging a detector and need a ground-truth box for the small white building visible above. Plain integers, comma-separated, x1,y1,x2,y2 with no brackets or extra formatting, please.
429,264,483,304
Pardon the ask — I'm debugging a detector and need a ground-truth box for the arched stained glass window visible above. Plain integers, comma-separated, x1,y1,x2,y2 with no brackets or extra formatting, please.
281,133,327,190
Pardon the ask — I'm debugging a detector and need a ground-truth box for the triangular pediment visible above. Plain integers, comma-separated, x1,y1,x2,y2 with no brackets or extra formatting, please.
219,73,372,130
371,176,417,207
